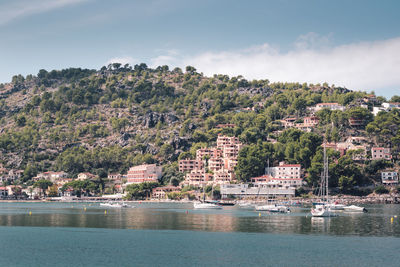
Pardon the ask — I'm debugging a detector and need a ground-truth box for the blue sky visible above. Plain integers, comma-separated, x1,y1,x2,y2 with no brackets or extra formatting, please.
1,0,400,97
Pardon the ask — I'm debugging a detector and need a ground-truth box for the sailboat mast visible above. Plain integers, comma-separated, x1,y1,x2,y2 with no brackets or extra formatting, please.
323,141,329,202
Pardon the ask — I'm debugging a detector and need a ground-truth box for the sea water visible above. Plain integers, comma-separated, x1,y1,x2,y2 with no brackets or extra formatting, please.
0,202,399,266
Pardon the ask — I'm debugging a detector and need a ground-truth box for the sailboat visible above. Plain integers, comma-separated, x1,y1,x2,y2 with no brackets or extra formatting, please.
193,185,222,209
311,142,337,217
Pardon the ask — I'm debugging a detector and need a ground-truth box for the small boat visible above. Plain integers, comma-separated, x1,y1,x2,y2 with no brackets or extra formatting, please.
255,204,290,213
193,202,222,209
100,202,129,208
343,205,367,212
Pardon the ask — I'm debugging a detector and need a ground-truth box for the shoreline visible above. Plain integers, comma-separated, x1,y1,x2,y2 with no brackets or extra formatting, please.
0,194,399,204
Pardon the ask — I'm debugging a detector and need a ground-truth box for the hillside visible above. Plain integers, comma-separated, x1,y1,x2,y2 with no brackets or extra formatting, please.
0,64,399,193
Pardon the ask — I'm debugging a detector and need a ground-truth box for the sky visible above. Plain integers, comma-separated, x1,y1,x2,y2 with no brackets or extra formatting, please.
1,0,400,97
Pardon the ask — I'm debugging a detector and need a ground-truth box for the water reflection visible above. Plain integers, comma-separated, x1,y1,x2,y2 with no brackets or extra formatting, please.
0,202,399,237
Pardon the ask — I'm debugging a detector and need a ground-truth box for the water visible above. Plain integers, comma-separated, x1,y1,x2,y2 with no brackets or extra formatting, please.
0,202,399,266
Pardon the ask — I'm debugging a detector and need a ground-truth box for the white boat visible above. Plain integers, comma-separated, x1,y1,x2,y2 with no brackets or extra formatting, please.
255,204,290,213
100,202,129,208
311,204,337,217
237,202,254,208
326,203,346,210
343,205,367,212
311,142,338,217
193,202,222,209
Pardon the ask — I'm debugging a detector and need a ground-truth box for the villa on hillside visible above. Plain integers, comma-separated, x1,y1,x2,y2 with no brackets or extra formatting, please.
381,171,398,185
77,172,98,181
314,103,345,112
371,147,392,160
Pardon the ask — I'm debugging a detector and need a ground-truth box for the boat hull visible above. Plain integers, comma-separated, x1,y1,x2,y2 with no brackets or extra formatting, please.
193,202,222,209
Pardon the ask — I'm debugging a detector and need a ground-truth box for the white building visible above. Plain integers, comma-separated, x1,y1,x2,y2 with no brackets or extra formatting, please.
381,172,398,185
220,184,295,198
373,103,400,116
314,103,345,112
266,162,301,179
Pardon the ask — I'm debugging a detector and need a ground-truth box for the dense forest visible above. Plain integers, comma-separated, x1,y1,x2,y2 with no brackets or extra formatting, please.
1,64,399,194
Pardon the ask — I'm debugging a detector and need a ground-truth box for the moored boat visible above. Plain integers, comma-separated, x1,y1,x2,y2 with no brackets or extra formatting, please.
193,202,222,209
255,204,290,213
100,202,129,208
343,205,367,212
311,142,338,218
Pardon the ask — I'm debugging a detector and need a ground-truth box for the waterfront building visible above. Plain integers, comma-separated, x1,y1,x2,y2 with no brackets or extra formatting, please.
152,186,181,199
126,164,162,184
371,147,392,160
381,171,398,185
266,162,301,179
220,183,295,198
251,174,272,184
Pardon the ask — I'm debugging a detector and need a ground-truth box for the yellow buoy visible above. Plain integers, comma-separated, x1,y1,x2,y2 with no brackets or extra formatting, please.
391,217,394,223
259,212,261,217
29,211,32,215
104,210,107,215
84,207,87,211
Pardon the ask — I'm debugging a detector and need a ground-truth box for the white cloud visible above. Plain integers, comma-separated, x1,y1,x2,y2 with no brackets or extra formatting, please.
152,35,400,94
0,0,89,26
105,56,135,66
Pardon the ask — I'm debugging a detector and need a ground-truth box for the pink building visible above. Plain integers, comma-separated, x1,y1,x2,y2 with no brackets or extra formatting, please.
281,118,297,128
223,144,243,159
213,170,235,184
217,135,241,149
208,157,224,171
152,186,181,199
372,147,392,160
184,169,213,186
251,174,272,184
303,116,319,127
126,164,162,184
178,159,204,173
196,148,222,161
